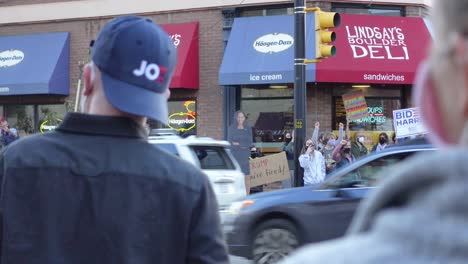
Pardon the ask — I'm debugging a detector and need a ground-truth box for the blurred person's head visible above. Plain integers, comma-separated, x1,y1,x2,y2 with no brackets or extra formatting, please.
234,111,247,127
318,132,325,144
378,133,389,145
0,118,9,128
341,140,352,156
301,139,316,155
82,16,176,127
323,132,336,146
284,131,292,144
355,129,366,144
414,1,468,146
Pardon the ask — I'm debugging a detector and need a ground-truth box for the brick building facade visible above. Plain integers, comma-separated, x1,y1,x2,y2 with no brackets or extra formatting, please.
0,0,431,145
0,7,225,138
219,1,431,153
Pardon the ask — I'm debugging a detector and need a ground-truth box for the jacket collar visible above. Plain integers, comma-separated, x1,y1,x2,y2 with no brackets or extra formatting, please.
56,113,147,139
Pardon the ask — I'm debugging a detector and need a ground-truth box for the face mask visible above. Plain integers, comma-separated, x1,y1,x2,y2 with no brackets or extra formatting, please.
413,60,450,147
379,138,386,144
327,140,335,146
358,137,365,143
343,148,351,153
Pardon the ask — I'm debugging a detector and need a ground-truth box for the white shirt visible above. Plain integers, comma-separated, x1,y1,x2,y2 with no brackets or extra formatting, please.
299,150,326,185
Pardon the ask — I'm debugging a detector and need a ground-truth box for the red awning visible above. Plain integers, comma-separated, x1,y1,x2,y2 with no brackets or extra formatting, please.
161,22,199,89
316,14,432,85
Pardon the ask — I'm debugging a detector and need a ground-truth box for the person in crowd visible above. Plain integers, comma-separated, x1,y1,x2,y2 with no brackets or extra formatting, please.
0,15,228,263
321,133,337,174
0,117,19,147
249,147,264,194
351,129,368,159
315,122,344,174
281,1,468,263
299,139,325,186
228,110,254,178
372,132,389,153
332,139,355,170
391,132,397,145
312,121,344,151
282,130,295,188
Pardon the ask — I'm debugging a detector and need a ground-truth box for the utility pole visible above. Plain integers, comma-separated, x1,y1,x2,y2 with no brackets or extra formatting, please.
292,3,340,187
293,0,306,187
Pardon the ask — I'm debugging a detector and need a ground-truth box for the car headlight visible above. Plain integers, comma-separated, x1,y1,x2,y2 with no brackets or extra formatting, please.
228,200,255,215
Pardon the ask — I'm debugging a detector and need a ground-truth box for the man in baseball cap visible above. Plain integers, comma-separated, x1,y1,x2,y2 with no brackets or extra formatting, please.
0,15,229,264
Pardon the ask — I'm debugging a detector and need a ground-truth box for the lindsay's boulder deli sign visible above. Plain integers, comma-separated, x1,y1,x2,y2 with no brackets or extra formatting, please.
249,152,290,187
316,14,431,84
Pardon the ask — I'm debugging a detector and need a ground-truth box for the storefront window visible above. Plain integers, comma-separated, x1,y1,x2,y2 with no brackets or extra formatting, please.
38,104,67,133
334,97,401,131
4,105,34,136
332,3,404,17
1,104,66,136
241,87,293,148
167,100,197,136
241,6,293,17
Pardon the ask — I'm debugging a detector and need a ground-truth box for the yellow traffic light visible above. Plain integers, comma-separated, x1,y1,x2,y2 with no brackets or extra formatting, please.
315,11,340,59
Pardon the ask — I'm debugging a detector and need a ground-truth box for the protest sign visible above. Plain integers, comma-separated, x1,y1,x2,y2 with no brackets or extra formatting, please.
393,107,427,138
342,91,369,121
249,152,290,187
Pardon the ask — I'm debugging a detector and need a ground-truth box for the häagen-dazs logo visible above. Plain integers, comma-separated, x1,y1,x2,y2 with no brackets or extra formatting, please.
253,33,294,54
0,50,25,68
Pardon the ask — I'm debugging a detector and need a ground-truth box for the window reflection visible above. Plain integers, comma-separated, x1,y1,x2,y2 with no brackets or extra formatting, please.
320,153,410,190
4,105,34,136
241,87,293,151
1,104,66,137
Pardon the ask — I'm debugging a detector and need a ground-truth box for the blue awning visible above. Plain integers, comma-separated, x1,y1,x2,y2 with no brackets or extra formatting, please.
0,32,70,95
219,14,316,85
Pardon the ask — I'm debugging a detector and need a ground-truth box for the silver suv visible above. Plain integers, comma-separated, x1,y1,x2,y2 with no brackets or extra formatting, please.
148,129,247,221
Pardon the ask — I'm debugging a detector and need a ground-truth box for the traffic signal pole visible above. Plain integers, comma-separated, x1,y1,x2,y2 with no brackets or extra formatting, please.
292,5,340,187
293,0,306,187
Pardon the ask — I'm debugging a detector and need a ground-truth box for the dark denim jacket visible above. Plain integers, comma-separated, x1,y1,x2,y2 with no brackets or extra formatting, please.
0,113,228,264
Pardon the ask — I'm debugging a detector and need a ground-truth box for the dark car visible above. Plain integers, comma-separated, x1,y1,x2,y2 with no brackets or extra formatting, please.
223,144,435,264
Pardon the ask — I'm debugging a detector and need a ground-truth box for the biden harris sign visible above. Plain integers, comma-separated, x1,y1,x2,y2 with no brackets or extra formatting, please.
393,107,427,139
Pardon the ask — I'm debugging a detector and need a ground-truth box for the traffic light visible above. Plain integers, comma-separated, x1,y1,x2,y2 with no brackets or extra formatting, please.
314,11,340,59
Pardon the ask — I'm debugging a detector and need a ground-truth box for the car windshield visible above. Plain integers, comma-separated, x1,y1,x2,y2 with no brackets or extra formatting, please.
317,151,415,190
189,146,235,170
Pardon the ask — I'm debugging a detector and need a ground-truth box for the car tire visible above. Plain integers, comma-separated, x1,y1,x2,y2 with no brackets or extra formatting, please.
251,219,300,264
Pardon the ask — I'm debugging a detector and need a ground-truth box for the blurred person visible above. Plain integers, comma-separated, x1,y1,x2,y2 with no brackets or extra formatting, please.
281,1,468,263
299,139,325,186
371,132,389,153
249,147,264,194
228,110,254,177
0,16,228,264
391,132,397,145
316,123,344,174
321,128,342,174
351,129,368,159
0,117,19,148
332,140,355,170
282,130,295,188
312,121,344,151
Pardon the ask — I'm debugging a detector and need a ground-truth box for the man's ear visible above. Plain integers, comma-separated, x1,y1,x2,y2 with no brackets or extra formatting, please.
83,63,94,96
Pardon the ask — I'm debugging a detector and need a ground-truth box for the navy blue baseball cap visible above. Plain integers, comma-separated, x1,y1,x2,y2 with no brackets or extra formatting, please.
91,15,177,124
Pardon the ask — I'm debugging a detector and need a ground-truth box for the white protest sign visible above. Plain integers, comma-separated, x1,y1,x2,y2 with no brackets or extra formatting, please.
393,107,427,138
